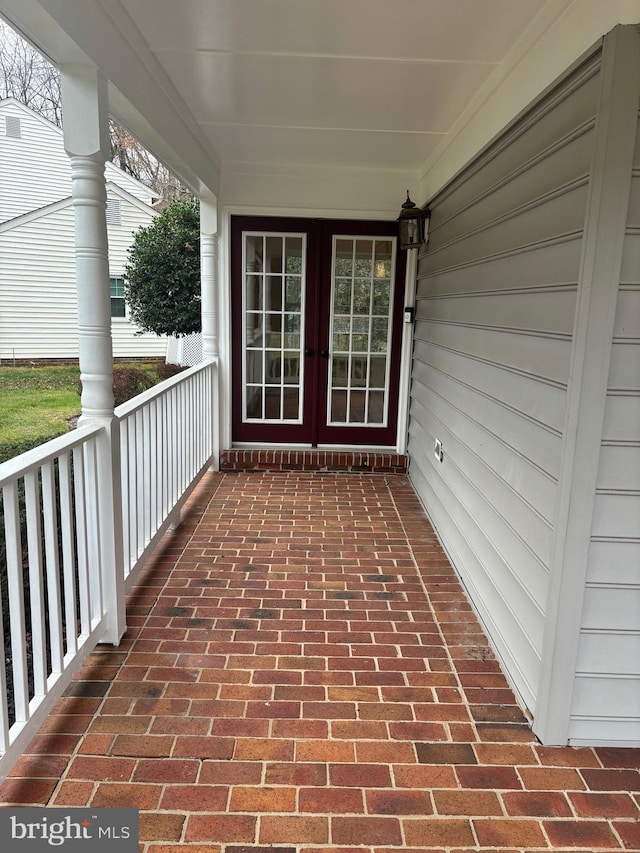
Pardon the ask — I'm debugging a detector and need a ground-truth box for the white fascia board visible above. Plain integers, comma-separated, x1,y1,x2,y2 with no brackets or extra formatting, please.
419,0,640,202
221,160,420,220
104,181,158,218
0,182,156,235
0,96,62,135
0,195,72,233
106,86,214,200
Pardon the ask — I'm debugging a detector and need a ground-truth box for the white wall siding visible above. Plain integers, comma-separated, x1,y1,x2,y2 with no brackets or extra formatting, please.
104,162,155,204
0,98,162,361
0,99,154,224
106,187,153,269
569,135,640,746
0,197,165,361
409,53,600,714
0,101,72,223
0,204,78,359
408,458,544,709
105,188,166,359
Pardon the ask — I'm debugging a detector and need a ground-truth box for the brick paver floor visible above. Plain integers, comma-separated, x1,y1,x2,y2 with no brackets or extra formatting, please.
1,471,638,851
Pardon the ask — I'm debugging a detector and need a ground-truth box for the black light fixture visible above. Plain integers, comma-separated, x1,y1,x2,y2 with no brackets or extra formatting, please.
397,191,429,250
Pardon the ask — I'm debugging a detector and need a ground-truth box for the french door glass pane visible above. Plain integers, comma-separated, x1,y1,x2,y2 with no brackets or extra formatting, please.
242,232,305,422
327,236,396,427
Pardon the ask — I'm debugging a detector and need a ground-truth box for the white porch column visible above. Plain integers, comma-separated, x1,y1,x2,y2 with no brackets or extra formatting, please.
200,194,219,359
62,65,126,644
63,67,113,418
199,194,220,469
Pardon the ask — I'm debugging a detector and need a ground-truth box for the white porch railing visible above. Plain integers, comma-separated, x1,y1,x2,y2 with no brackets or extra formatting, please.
118,360,218,589
0,360,218,778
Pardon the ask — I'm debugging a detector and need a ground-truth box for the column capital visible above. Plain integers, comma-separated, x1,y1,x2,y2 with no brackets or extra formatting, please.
200,192,218,235
61,65,110,161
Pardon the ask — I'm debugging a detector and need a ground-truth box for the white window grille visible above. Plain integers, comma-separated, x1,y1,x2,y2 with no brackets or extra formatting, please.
110,277,126,318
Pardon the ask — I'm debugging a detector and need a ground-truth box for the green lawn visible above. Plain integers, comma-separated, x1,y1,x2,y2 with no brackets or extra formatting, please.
0,366,81,462
0,363,162,463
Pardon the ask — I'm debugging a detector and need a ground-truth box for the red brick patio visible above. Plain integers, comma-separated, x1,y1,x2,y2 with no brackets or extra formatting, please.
1,470,638,851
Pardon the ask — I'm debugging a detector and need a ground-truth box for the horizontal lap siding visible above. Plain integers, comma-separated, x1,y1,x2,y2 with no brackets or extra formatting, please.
0,103,71,222
107,193,167,359
0,103,153,224
571,133,640,744
1,100,161,361
0,206,79,359
409,55,600,712
0,201,166,360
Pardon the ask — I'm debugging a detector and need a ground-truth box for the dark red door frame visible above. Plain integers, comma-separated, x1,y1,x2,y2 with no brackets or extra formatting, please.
230,215,406,447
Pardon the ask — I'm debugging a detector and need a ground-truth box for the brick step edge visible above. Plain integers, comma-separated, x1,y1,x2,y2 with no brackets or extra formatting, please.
220,450,407,474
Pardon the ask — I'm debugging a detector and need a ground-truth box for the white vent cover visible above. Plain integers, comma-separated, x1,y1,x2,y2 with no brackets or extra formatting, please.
106,197,121,225
5,116,21,138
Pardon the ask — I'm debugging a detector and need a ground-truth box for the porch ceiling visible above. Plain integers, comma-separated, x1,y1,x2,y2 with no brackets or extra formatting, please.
122,0,549,173
0,0,556,198
5,1,638,207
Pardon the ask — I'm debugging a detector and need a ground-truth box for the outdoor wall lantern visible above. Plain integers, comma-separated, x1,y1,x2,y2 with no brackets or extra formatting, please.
397,191,430,250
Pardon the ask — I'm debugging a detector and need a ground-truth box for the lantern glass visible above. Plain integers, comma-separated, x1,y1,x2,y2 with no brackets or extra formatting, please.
399,214,423,249
397,192,427,249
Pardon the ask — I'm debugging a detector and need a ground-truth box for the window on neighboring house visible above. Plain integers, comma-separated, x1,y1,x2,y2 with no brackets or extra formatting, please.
106,197,121,225
5,116,21,138
110,277,126,318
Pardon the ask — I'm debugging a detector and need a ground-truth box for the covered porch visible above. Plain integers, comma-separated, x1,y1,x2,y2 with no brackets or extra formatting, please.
2,469,638,850
0,0,638,792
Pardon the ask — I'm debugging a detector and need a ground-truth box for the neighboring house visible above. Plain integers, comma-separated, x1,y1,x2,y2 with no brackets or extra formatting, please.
0,97,166,361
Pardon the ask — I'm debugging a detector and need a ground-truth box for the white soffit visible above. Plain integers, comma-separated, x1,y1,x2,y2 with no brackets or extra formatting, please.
123,0,549,172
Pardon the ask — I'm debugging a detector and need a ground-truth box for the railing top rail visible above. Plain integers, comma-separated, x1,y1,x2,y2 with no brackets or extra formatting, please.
0,423,102,487
115,357,217,420
0,359,218,485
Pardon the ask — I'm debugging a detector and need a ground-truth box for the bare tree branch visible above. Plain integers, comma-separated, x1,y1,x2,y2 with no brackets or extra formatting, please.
0,22,62,125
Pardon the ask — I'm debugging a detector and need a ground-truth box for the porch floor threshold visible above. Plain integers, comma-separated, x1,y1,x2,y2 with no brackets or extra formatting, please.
221,448,407,473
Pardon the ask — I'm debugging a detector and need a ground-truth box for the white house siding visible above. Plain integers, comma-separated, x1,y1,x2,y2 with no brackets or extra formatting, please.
0,203,78,359
105,187,166,359
408,50,601,713
0,98,154,225
0,193,165,361
105,163,155,206
569,116,640,745
0,100,72,222
0,98,163,361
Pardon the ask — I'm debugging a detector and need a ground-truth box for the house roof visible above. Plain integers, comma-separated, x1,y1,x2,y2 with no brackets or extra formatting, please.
0,1,638,210
0,180,156,234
